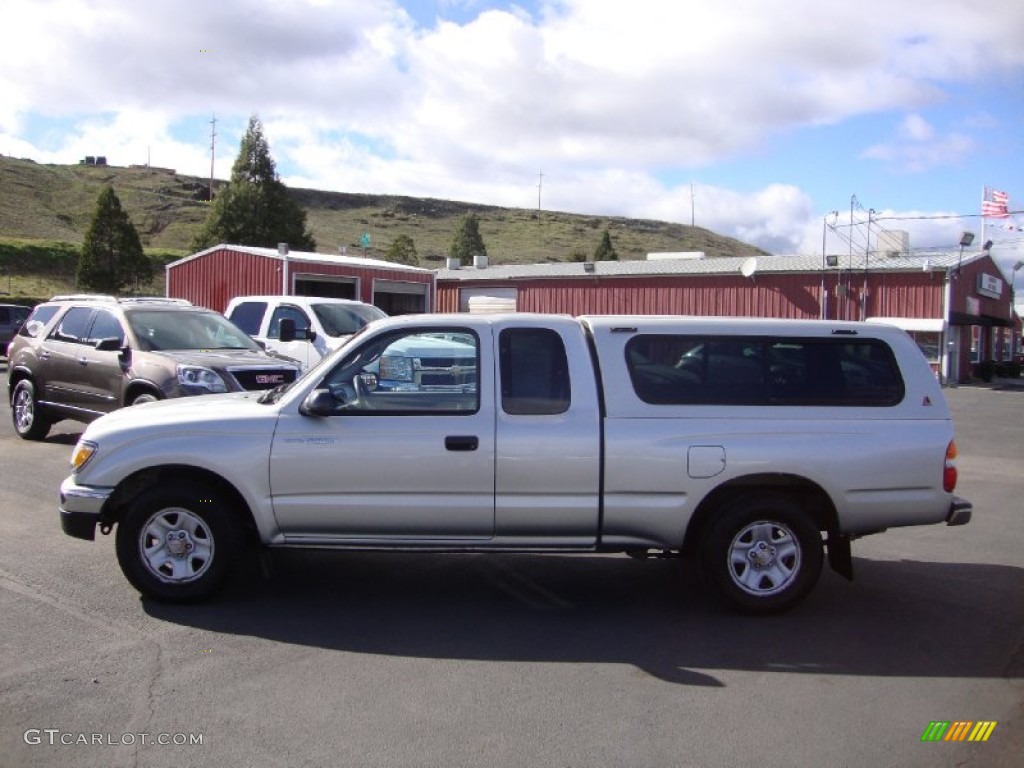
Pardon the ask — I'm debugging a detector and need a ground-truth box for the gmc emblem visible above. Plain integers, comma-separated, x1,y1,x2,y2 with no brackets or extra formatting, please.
256,374,286,385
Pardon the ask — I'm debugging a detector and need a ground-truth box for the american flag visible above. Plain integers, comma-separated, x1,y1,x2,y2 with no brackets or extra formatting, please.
982,186,1009,218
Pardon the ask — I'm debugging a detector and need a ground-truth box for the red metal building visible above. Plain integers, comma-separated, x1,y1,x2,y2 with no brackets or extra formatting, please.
167,244,436,316
437,251,1017,384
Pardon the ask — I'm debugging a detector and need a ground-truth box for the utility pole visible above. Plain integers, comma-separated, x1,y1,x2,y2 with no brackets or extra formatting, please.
690,183,695,227
208,115,217,202
537,170,543,217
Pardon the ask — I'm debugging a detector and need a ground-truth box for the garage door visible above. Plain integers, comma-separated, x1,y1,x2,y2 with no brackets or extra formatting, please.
374,280,429,315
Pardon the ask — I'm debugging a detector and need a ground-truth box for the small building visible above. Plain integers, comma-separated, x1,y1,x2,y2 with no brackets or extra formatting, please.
167,244,435,316
437,250,1017,385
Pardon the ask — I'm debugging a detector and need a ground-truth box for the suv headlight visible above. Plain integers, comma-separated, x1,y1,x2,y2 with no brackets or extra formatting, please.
379,355,413,381
177,364,228,393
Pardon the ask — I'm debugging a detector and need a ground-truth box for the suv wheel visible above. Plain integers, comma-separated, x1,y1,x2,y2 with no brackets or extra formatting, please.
11,379,52,441
115,483,239,602
701,495,823,615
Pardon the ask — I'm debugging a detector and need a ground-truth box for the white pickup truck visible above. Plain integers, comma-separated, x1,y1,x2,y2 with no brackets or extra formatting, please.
225,295,387,371
58,313,971,614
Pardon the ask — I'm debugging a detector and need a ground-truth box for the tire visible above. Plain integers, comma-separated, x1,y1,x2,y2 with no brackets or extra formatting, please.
10,379,52,441
115,483,239,603
700,495,824,615
129,391,159,406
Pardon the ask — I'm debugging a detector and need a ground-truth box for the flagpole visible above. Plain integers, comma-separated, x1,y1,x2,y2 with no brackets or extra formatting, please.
981,185,987,245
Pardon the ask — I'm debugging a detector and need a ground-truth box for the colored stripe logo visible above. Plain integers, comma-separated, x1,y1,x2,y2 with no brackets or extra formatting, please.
921,721,997,742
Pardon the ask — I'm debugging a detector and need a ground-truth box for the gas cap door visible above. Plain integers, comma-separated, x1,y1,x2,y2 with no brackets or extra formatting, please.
688,445,726,479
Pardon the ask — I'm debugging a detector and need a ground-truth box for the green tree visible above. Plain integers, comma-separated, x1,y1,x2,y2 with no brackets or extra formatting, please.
448,213,487,266
594,229,618,261
77,185,151,293
384,234,419,266
191,115,316,252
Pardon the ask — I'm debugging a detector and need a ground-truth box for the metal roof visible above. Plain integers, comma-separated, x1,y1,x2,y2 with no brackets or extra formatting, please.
437,250,986,282
170,244,433,274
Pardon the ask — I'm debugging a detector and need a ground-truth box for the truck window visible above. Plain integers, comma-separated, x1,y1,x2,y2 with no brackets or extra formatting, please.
499,328,570,415
626,335,904,407
320,328,479,414
227,301,267,336
268,306,311,339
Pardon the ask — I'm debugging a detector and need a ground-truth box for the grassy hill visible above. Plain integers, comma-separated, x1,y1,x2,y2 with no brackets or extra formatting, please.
0,155,767,297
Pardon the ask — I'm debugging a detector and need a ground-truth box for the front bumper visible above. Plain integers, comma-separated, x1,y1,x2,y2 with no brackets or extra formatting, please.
946,496,972,526
59,476,113,541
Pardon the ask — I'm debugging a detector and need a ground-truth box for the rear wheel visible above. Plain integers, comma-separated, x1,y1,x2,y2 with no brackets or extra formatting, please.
701,495,823,615
115,483,239,602
11,379,52,441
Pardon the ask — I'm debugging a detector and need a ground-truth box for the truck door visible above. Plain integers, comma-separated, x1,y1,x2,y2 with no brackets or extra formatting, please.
494,325,601,543
265,304,317,370
269,325,495,539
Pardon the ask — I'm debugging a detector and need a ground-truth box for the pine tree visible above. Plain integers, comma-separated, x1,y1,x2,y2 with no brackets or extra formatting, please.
384,234,419,266
77,186,151,293
594,229,618,261
191,115,316,252
448,213,487,266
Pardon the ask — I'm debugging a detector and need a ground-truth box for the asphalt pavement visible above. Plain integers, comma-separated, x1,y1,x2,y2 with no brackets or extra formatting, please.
0,366,1021,768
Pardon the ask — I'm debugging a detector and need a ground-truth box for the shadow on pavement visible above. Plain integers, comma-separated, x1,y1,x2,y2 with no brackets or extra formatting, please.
143,551,1024,687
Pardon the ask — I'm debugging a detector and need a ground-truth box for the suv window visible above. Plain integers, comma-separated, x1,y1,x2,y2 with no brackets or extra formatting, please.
19,305,60,338
50,306,94,344
227,301,267,336
127,309,260,351
626,335,904,407
499,328,571,415
89,309,125,345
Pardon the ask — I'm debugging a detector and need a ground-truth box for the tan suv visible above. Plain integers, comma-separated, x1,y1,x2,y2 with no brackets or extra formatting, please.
7,295,300,440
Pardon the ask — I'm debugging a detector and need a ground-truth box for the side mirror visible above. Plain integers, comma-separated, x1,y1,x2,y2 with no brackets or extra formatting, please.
300,388,340,417
278,318,297,343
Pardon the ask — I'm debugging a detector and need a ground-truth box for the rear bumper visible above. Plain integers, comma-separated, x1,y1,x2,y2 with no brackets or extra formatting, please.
59,477,113,541
946,496,972,526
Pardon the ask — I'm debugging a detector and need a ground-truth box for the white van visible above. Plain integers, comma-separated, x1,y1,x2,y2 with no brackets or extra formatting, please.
226,295,387,371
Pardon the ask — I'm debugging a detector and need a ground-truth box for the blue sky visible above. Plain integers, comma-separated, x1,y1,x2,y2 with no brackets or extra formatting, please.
2,0,1022,277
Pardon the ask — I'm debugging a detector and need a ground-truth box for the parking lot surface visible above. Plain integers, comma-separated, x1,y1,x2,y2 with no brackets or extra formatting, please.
1,367,1021,768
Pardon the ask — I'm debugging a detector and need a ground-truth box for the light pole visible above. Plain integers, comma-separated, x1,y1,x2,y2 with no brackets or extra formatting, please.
1013,260,1024,362
955,231,975,278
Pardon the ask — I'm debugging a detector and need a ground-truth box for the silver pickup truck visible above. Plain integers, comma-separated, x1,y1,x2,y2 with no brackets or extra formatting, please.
58,313,971,614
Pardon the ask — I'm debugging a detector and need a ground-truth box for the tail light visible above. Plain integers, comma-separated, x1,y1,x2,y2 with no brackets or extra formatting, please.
943,440,958,493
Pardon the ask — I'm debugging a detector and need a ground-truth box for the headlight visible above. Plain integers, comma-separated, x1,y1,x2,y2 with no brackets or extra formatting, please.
71,440,98,473
379,355,413,381
177,364,228,393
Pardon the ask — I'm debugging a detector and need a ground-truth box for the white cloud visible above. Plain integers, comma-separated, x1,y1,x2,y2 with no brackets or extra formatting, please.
2,0,1024,255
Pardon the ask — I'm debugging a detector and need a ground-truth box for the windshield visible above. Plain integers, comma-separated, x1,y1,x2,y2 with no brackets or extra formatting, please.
311,303,387,337
127,309,262,352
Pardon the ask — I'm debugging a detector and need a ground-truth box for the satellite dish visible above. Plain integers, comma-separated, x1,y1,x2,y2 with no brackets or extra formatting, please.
740,257,758,279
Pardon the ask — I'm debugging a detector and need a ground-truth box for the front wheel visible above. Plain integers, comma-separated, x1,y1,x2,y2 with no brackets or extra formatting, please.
700,495,823,615
129,391,160,406
11,379,52,441
115,483,239,602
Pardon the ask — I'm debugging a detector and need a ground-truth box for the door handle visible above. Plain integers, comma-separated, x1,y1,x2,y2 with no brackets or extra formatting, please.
445,435,478,451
